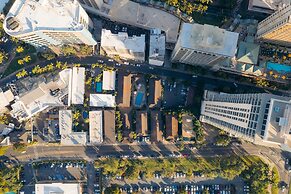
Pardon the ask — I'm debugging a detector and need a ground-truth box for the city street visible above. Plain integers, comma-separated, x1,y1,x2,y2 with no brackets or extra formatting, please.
0,55,289,97
1,141,291,193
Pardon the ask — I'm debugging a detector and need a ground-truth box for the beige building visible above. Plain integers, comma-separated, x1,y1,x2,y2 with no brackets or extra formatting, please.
4,0,97,47
171,23,239,66
78,0,180,43
200,90,291,151
101,29,145,61
256,4,291,46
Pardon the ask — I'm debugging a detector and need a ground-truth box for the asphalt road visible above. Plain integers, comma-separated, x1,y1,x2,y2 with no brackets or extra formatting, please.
2,141,290,193
0,55,289,97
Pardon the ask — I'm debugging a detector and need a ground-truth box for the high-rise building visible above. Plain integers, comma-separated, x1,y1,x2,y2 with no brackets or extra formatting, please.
171,23,239,66
4,0,97,47
248,0,290,14
200,90,291,150
256,4,291,46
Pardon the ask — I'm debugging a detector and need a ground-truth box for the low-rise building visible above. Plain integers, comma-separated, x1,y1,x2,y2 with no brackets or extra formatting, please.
35,183,81,194
70,67,85,105
101,29,145,61
104,110,116,143
89,111,103,144
117,72,132,107
148,78,162,108
149,29,166,66
150,111,163,142
90,94,115,107
136,111,148,136
11,69,71,121
0,88,15,113
102,70,116,91
182,114,195,140
59,109,87,145
165,114,178,140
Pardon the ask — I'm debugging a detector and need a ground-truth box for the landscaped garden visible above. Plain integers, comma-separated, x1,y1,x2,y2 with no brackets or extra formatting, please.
96,155,277,194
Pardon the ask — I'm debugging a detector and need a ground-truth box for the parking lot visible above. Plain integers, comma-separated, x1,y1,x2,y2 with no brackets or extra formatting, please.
33,161,87,182
163,80,188,108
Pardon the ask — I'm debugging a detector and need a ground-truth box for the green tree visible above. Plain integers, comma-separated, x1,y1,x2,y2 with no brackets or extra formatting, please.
16,46,24,53
17,59,24,65
16,69,28,79
0,114,9,124
104,184,121,194
23,55,31,63
73,110,81,120
79,45,92,55
61,45,77,56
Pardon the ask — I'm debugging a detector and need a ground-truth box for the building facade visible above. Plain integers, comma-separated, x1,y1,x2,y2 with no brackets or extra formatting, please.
200,90,291,150
256,4,291,46
171,23,239,66
4,0,97,47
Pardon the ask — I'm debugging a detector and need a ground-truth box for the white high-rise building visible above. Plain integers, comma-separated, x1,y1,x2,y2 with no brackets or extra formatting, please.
4,0,97,47
171,23,239,66
256,4,291,46
200,90,291,150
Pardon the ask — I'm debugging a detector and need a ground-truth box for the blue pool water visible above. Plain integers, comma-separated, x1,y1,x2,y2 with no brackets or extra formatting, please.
135,92,144,106
266,62,291,73
96,82,102,93
83,111,88,119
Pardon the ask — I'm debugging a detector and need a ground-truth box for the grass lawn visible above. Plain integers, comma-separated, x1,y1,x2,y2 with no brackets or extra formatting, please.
3,53,37,76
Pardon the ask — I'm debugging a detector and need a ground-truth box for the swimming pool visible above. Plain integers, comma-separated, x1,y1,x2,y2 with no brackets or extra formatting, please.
96,82,102,93
135,92,144,106
266,62,291,74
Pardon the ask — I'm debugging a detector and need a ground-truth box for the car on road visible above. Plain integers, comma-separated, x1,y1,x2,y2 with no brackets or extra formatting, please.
108,59,114,62
124,62,129,65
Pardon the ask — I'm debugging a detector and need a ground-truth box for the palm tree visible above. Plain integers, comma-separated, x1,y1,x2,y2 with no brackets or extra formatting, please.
18,59,24,65
23,55,31,63
56,61,62,69
32,65,41,74
16,46,24,53
46,63,54,71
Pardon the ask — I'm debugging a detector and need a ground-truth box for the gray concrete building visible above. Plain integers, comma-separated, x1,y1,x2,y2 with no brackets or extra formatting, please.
200,90,291,150
171,23,239,66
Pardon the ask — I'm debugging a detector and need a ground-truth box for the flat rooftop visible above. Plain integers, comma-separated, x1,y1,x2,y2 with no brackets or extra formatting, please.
179,23,239,57
89,111,103,144
71,67,85,105
266,99,291,146
107,0,181,43
4,0,85,36
104,110,116,143
102,70,116,91
149,32,166,66
35,183,81,194
101,29,145,53
90,94,115,107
